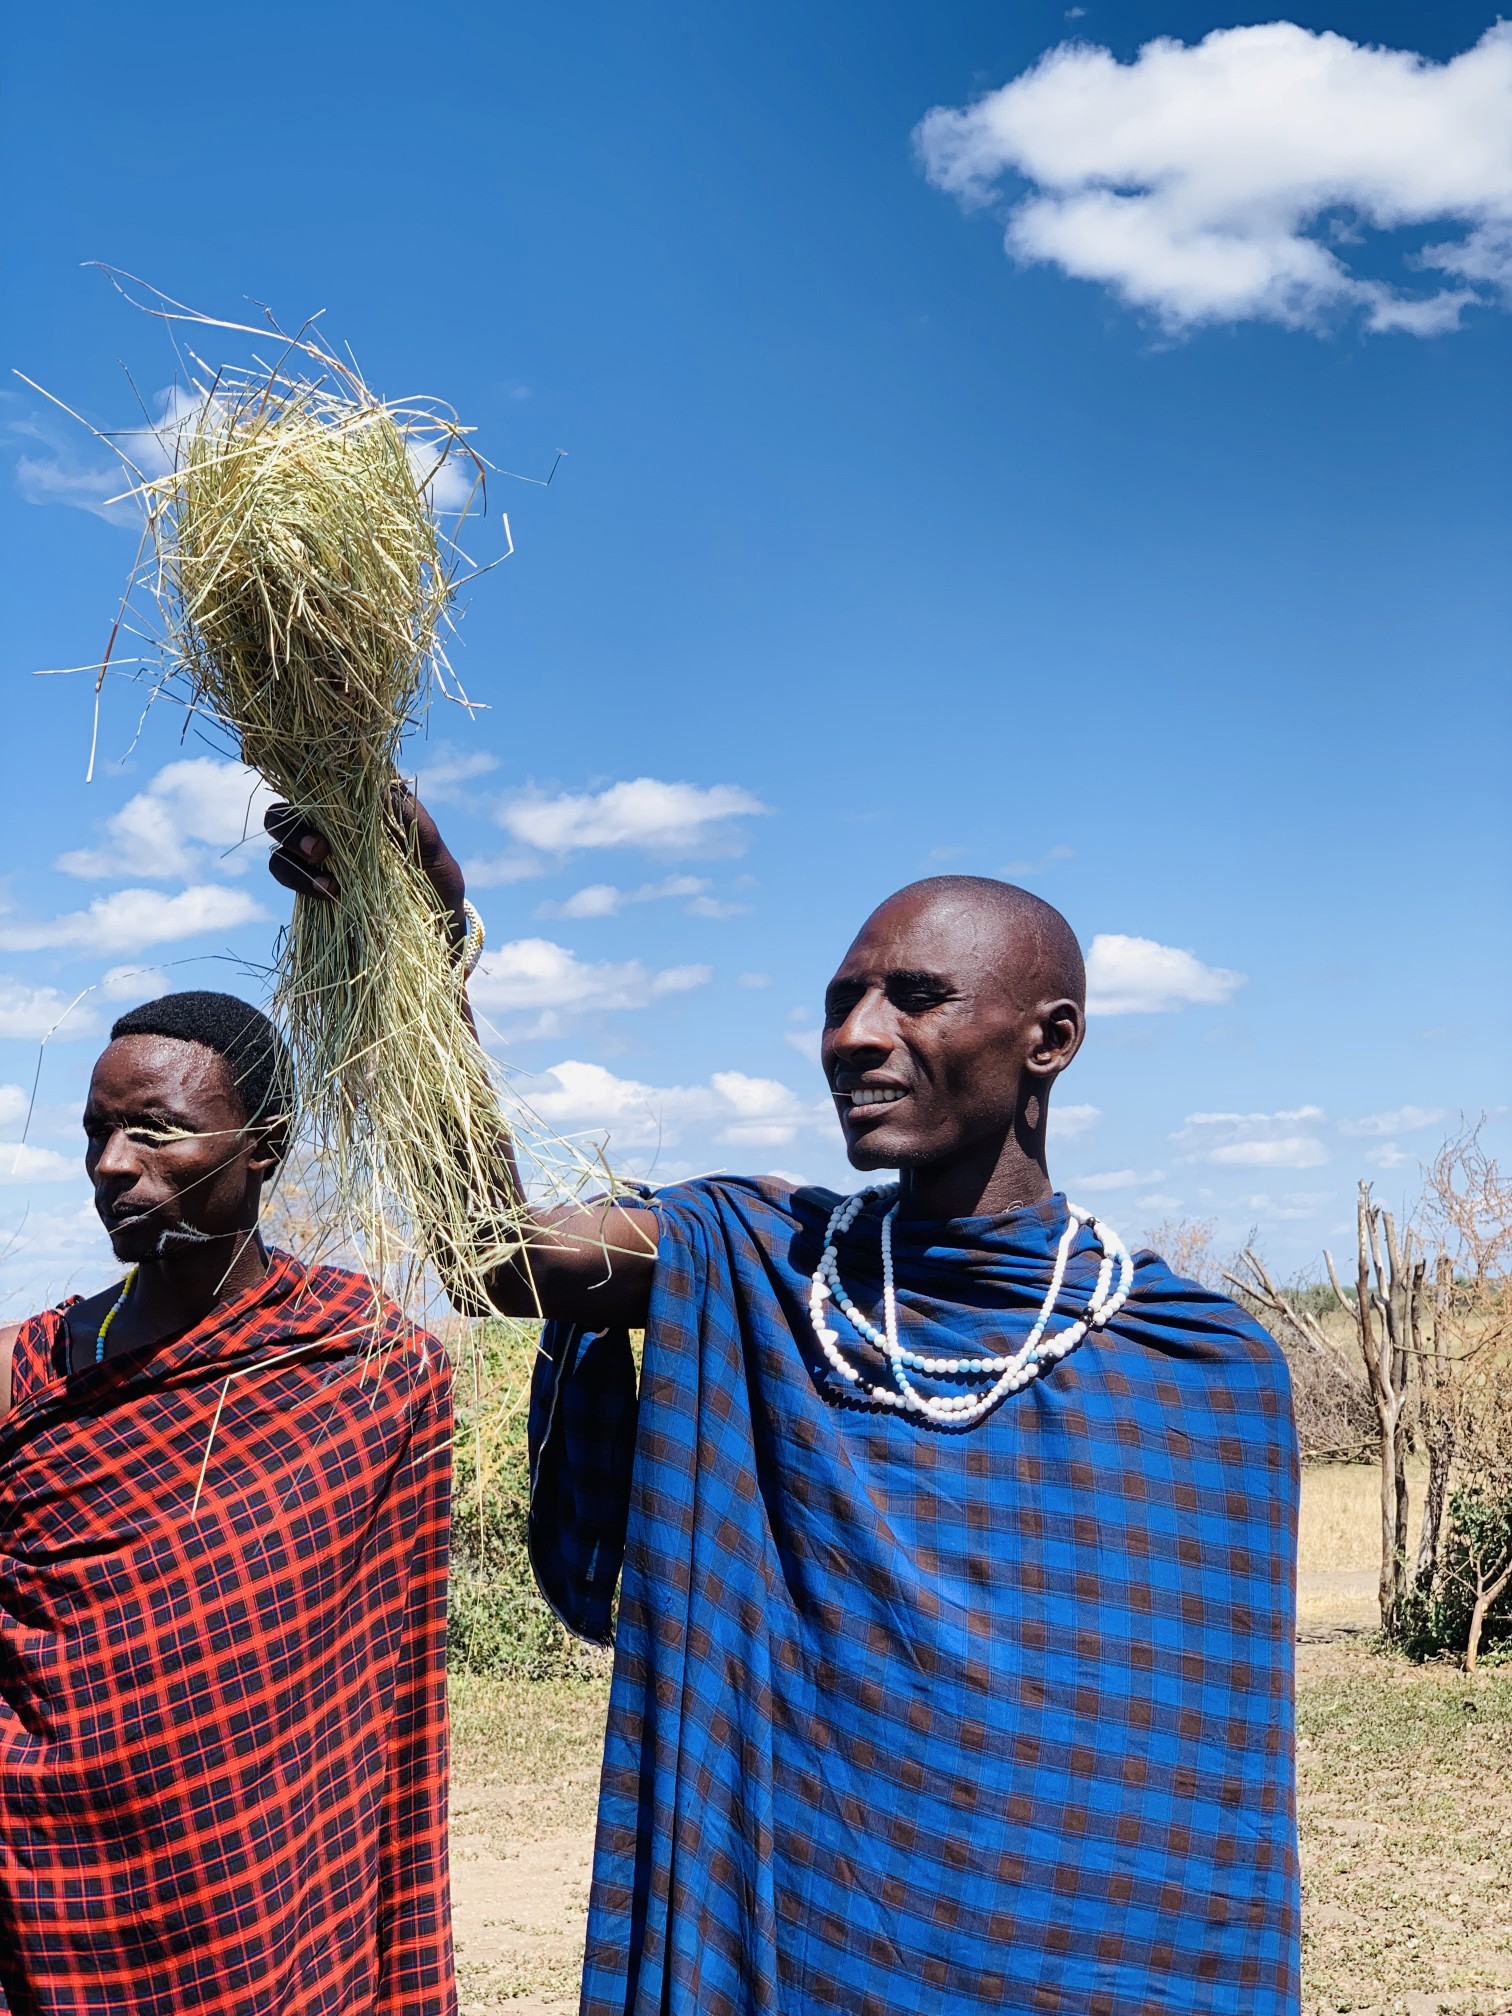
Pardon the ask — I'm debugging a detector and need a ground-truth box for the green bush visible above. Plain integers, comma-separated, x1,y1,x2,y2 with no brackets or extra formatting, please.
1400,1484,1512,1665
447,1318,611,1683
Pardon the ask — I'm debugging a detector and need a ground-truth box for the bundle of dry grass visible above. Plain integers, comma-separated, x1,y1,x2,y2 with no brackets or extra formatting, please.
168,356,518,1308
38,282,612,1329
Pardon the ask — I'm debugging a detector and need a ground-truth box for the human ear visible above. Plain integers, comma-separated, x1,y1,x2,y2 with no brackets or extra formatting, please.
245,1124,288,1182
1025,999,1085,1079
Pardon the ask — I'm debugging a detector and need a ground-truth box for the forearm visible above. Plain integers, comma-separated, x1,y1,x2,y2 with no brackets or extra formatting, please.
265,790,657,1326
480,1195,658,1324
448,989,657,1325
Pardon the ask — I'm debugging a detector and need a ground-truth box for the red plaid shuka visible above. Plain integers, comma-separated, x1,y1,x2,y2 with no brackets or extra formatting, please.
0,1252,457,2016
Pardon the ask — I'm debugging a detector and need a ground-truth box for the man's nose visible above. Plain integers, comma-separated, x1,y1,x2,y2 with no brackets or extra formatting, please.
831,989,893,1059
93,1128,142,1182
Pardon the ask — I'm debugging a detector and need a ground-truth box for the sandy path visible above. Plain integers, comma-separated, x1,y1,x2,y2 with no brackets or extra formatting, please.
450,1806,593,2015
448,1686,604,2014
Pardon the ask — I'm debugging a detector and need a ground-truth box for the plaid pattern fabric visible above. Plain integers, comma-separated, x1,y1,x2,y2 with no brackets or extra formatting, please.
534,1177,1300,2015
0,1253,456,2016
529,1323,638,1646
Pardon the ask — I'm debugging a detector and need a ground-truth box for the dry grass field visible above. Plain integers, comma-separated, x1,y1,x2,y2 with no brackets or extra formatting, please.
449,1463,1512,2015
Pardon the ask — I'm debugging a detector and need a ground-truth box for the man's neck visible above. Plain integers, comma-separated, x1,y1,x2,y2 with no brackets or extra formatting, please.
895,1132,1052,1222
118,1230,272,1348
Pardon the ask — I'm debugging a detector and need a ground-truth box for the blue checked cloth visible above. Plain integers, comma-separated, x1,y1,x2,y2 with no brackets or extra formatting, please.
529,1177,1301,2015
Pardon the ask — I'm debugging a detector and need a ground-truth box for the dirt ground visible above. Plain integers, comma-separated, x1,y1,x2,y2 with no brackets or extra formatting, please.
449,1466,1512,2015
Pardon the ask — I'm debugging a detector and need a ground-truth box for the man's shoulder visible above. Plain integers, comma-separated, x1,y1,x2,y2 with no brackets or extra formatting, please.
1126,1248,1293,1382
277,1256,450,1382
650,1172,841,1219
646,1174,843,1259
0,1300,77,1420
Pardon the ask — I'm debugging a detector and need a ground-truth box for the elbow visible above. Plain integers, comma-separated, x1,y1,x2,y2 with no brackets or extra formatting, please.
474,1259,543,1321
433,1251,537,1321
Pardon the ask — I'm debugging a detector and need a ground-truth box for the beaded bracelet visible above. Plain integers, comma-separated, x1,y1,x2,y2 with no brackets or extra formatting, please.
456,899,486,977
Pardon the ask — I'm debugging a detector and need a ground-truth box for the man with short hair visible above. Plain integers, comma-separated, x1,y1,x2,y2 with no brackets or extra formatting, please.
272,803,1302,2015
0,990,456,2016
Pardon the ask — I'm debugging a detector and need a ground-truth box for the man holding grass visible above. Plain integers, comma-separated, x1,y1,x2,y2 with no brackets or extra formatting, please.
273,796,1302,2016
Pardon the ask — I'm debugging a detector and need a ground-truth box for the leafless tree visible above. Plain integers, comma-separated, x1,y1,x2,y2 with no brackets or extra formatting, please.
1229,1186,1419,1632
1224,1246,1375,1464
1141,1216,1220,1289
1411,1254,1458,1600
1319,1185,1422,1633
1232,1136,1512,1660
1419,1125,1512,1288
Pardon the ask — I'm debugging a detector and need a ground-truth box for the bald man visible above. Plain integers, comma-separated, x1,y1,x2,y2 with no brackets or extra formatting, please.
271,804,1301,2016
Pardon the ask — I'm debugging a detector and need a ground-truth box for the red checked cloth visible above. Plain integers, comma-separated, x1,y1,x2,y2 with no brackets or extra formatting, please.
0,1252,456,2016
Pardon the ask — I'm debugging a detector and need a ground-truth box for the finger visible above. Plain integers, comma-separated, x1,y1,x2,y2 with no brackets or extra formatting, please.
264,802,331,864
390,779,442,854
268,850,340,900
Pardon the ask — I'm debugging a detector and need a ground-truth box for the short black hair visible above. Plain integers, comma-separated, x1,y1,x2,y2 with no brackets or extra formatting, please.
109,991,295,1135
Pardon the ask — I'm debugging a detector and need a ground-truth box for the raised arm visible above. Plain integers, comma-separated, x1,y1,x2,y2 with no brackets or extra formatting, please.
266,789,658,1328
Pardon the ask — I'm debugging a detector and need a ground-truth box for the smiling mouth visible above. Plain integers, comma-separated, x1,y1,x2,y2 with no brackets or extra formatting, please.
842,1087,907,1109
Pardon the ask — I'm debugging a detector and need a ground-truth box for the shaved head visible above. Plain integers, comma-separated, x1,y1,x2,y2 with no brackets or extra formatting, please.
875,877,1085,1013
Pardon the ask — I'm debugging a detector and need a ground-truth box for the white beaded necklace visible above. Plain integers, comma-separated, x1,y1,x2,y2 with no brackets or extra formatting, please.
807,1183,1132,1428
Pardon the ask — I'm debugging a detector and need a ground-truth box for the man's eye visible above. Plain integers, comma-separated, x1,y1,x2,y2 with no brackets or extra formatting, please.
890,986,947,1013
824,991,863,1023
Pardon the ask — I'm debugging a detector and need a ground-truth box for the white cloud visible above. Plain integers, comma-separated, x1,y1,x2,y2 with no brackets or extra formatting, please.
0,886,269,956
15,445,125,521
1049,1101,1101,1141
0,1142,76,1184
102,965,170,1002
539,874,712,921
410,749,499,804
500,778,769,857
407,438,481,515
1370,1142,1413,1169
1136,1192,1183,1213
462,852,547,889
0,978,99,1041
1341,1103,1447,1137
57,759,276,881
1068,1167,1164,1194
915,22,1512,335
13,384,207,524
1238,1189,1335,1223
685,895,750,920
785,1027,822,1064
0,1199,111,1320
1084,933,1244,1015
1175,1105,1329,1169
1208,1137,1328,1169
527,1058,824,1153
0,1086,29,1129
1001,843,1075,876
469,938,711,1027
739,972,772,989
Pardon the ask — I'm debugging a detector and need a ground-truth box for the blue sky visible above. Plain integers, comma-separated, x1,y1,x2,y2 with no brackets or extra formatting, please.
2,0,1508,1312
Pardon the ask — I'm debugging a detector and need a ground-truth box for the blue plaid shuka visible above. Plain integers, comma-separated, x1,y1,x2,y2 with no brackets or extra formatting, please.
529,1177,1301,2016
